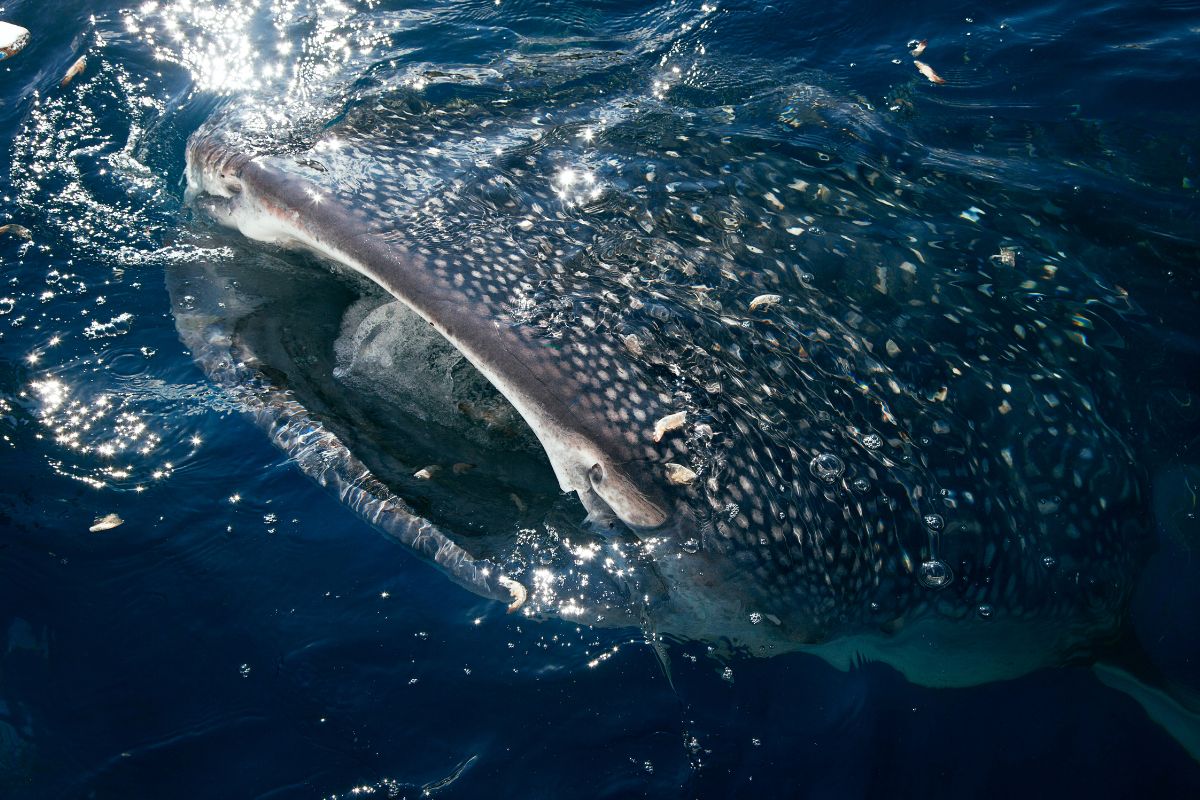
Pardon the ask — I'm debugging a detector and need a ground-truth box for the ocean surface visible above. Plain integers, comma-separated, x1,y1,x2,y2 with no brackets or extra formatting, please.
2,1,1200,797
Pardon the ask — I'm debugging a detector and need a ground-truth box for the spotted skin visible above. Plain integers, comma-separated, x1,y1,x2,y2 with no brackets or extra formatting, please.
185,89,1149,679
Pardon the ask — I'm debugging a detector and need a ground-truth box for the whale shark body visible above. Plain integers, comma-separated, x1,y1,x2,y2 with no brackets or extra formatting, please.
178,89,1194,748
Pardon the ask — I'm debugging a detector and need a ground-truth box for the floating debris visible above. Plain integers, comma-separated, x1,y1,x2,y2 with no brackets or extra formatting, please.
413,465,440,480
652,411,687,442
89,513,124,533
0,21,29,60
665,463,699,485
0,223,32,240
996,246,1018,267
913,60,945,84
498,576,527,613
509,492,527,513
749,294,782,311
909,39,928,57
61,54,87,87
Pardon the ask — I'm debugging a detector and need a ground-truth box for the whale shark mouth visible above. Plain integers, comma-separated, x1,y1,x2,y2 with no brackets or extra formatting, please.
185,126,678,541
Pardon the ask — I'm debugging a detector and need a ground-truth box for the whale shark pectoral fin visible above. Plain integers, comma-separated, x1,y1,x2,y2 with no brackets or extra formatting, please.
1094,662,1200,763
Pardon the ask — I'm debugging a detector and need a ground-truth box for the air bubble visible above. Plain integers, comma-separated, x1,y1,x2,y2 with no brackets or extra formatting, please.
923,513,945,531
862,433,882,449
918,559,954,589
977,604,993,619
1041,555,1057,569
851,477,871,493
749,612,762,625
681,538,699,554
809,452,845,482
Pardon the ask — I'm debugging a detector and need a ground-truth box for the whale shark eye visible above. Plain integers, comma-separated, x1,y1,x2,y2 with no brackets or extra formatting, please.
587,461,668,531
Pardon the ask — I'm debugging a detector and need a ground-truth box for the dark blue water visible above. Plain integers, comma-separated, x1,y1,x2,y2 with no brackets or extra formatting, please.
2,1,1200,797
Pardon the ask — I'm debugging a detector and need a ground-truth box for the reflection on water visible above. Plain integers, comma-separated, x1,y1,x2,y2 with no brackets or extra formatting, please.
1,0,1199,796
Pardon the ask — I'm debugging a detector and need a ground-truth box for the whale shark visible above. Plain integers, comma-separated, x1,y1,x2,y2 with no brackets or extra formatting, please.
178,90,1198,755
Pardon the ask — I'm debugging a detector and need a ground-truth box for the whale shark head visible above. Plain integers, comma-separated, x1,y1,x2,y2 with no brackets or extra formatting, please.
181,94,1151,679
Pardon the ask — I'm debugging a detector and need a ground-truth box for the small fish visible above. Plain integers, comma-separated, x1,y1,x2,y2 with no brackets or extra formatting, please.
0,21,30,60
749,294,782,311
914,60,945,85
0,223,32,239
498,576,527,613
621,333,643,357
61,54,87,87
909,39,928,57
89,513,123,533
665,463,698,485
452,462,475,475
652,411,687,442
